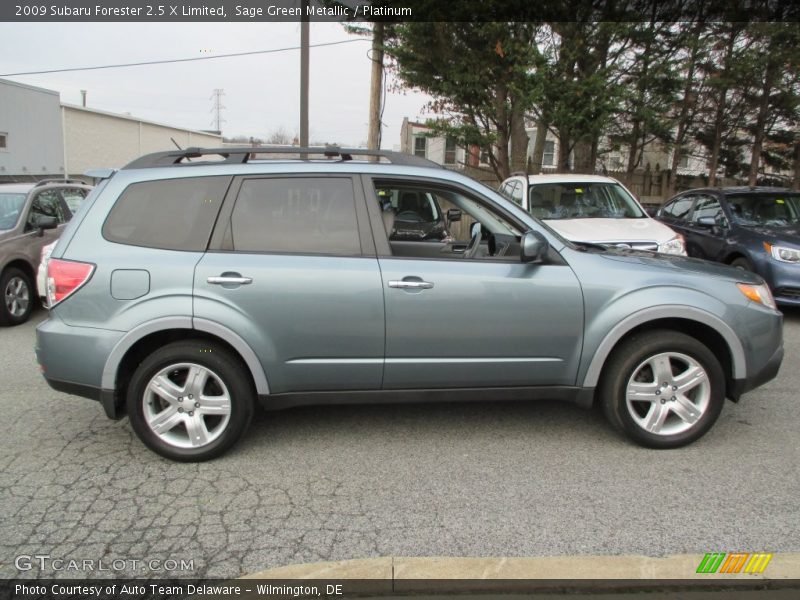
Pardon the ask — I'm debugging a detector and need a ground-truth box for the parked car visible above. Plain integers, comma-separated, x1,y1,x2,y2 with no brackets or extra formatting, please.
498,174,685,254
36,147,782,461
0,179,93,325
656,187,800,306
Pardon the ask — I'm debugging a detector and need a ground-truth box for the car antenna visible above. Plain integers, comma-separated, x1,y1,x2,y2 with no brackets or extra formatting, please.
171,137,191,162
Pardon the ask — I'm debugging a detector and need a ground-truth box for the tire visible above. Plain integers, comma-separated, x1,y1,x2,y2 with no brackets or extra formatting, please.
127,340,255,461
0,267,34,326
731,257,754,271
600,330,725,449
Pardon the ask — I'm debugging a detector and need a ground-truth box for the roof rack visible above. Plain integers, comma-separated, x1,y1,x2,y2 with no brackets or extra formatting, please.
122,146,443,170
34,178,87,187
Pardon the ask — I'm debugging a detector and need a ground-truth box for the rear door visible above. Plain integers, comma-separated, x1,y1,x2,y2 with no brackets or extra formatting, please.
194,175,385,394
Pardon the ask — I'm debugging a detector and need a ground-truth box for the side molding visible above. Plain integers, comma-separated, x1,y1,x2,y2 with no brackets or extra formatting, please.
581,305,746,388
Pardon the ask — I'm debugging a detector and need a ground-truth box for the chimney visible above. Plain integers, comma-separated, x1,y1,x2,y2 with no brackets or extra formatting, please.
80,90,87,107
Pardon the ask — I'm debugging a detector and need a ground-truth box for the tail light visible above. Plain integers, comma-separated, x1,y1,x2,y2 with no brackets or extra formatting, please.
46,259,95,307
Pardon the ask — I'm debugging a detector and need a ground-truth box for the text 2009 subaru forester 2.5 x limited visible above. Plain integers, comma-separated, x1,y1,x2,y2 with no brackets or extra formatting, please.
36,147,783,461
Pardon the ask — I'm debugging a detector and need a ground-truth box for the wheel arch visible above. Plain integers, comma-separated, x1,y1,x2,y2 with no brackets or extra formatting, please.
582,306,745,398
2,258,36,283
102,317,269,412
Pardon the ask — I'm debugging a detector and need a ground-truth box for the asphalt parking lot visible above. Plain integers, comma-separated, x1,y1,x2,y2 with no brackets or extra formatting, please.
1,308,798,579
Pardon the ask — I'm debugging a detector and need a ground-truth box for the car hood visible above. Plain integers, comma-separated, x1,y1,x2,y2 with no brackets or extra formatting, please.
740,223,800,246
543,217,675,244
597,248,763,285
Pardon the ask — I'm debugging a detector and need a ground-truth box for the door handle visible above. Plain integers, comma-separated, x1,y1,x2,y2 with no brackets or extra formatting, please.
207,276,253,285
388,280,434,290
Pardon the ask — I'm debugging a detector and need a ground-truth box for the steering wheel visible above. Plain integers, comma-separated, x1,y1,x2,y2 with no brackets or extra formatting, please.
395,210,424,223
463,226,482,259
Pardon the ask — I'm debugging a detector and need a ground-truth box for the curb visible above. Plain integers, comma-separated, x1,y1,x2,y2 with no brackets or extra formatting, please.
243,553,800,580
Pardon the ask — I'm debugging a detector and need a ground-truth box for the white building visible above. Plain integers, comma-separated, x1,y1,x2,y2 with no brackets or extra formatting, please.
400,117,562,171
0,78,222,180
0,79,64,178
61,104,221,176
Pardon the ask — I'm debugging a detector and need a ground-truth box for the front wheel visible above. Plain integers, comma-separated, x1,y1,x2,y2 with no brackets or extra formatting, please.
600,330,725,448
127,341,255,461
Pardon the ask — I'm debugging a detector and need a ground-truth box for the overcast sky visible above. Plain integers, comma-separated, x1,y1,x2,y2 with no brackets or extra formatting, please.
0,22,432,148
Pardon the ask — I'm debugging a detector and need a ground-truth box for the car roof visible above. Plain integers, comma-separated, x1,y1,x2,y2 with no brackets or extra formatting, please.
0,183,35,194
525,174,621,184
671,186,799,198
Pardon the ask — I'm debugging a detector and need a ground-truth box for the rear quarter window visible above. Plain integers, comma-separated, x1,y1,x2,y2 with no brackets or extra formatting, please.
102,176,230,251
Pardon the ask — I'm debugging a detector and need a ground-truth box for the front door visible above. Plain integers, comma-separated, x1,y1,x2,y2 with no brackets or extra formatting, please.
367,177,584,390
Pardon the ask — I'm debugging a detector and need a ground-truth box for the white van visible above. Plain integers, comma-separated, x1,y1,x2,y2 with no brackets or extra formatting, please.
498,174,685,254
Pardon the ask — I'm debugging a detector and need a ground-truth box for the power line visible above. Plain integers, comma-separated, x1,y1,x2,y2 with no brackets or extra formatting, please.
0,38,368,77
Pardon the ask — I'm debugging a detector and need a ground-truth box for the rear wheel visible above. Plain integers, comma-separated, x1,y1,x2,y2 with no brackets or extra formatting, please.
0,267,34,326
127,341,255,461
601,330,725,448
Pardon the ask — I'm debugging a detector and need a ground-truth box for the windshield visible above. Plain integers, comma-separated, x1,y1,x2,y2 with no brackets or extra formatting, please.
0,193,27,230
728,194,800,227
529,182,645,220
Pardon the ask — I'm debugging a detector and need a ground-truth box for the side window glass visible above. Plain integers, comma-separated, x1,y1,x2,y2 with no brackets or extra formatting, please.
510,181,523,206
373,180,522,259
103,176,230,251
28,190,67,227
230,178,361,255
61,188,89,214
691,194,723,224
664,196,694,222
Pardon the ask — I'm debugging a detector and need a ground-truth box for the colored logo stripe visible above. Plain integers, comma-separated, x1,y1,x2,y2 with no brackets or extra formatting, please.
744,553,773,574
720,553,749,573
697,553,726,573
696,552,773,574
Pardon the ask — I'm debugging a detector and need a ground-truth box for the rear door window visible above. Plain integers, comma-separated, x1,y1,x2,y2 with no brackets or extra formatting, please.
229,177,361,255
103,176,230,251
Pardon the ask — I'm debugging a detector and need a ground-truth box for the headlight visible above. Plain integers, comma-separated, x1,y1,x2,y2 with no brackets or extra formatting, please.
764,242,800,263
658,234,686,255
736,282,777,310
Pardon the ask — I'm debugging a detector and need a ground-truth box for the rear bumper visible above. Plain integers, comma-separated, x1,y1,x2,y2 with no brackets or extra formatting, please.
36,316,124,418
42,376,122,419
730,342,783,400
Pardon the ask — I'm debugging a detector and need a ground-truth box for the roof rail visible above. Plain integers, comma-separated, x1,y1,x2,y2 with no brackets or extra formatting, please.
122,146,443,170
34,178,87,187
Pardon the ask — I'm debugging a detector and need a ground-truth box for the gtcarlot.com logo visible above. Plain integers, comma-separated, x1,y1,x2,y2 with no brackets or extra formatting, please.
696,552,773,574
15,554,194,573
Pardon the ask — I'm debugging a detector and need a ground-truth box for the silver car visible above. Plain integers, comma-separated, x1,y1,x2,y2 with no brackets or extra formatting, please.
35,147,783,461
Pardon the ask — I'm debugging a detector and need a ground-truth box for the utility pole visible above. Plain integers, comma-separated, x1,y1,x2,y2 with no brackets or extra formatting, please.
300,2,309,152
367,22,385,152
210,88,226,133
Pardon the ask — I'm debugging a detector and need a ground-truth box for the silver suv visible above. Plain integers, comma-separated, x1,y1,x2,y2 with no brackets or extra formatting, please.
36,147,783,461
0,179,92,325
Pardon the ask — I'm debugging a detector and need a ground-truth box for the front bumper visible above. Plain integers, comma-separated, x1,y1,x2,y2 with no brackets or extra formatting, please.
730,342,783,400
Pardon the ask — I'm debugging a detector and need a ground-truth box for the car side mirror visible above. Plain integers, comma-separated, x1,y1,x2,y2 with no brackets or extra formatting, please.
446,208,462,223
34,215,58,236
696,216,716,228
521,230,549,263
